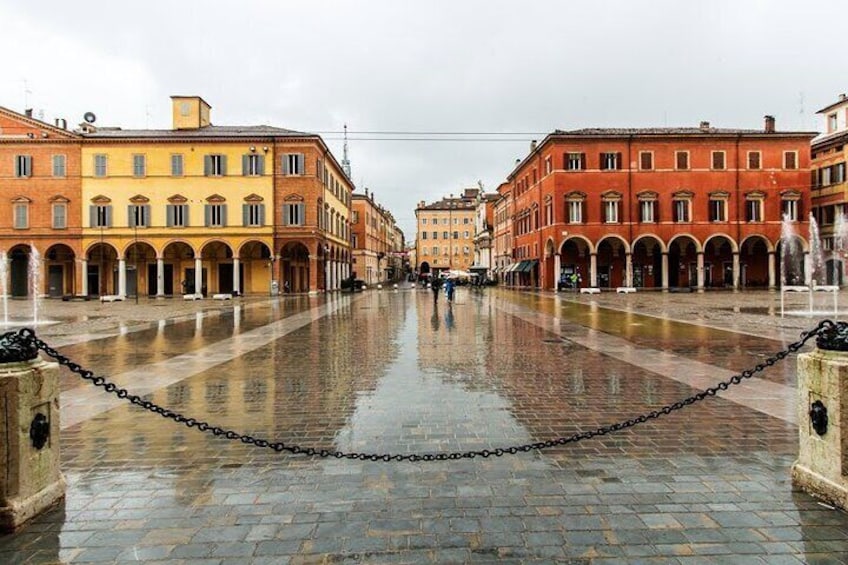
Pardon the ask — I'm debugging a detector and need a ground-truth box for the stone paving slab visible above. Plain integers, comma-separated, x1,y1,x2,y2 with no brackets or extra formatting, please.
2,287,848,563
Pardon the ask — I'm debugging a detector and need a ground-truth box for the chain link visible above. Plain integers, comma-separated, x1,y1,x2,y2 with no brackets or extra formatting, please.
5,320,838,462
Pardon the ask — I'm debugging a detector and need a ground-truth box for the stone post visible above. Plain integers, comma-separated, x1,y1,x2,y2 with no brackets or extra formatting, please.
0,334,65,531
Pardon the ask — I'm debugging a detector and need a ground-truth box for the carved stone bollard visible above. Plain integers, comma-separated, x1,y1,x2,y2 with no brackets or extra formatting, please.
792,329,848,509
0,333,66,531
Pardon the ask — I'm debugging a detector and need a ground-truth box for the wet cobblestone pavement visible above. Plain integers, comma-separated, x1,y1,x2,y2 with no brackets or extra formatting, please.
4,288,848,563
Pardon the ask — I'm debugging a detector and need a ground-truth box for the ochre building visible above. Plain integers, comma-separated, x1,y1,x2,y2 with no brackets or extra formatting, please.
415,188,479,277
0,96,354,298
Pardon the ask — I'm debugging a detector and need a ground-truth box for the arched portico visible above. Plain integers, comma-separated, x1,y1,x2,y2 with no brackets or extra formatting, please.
557,236,592,289
739,235,774,288
200,240,234,296
162,241,196,295
85,242,120,297
667,235,701,289
631,235,665,289
44,243,76,297
123,241,157,297
238,240,273,295
280,242,311,293
703,234,738,288
596,235,630,288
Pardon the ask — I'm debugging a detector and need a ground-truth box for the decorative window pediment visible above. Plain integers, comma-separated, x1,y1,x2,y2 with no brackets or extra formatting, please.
168,194,188,204
49,194,70,203
91,194,112,204
11,195,32,204
129,194,150,204
284,193,304,202
206,193,227,203
565,191,586,201
745,190,766,200
781,189,802,200
544,194,552,203
601,190,622,201
243,193,264,203
672,190,695,199
709,191,731,199
637,191,658,201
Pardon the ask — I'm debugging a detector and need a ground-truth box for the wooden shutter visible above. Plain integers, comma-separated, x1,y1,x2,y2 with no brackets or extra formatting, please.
220,155,227,175
203,155,212,176
599,153,606,170
616,152,622,170
282,154,290,175
204,204,211,227
183,204,189,227
257,155,265,175
166,205,174,227
297,154,305,175
242,204,249,226
128,205,135,228
221,205,227,227
143,205,150,227
316,158,322,179
242,155,249,176
105,205,113,227
259,204,265,226
89,206,97,228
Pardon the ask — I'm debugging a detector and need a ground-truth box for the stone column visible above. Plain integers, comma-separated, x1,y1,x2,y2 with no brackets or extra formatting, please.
589,253,598,288
0,344,66,531
194,257,203,297
661,252,669,290
732,251,740,290
696,252,705,290
232,258,241,296
553,254,561,292
118,258,127,298
156,258,165,297
625,253,633,288
80,259,88,297
768,251,776,289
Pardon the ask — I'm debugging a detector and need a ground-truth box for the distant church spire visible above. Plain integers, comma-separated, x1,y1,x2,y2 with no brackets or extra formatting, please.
342,123,352,179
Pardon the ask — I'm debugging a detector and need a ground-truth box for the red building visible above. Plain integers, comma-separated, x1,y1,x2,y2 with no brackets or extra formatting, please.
505,117,815,291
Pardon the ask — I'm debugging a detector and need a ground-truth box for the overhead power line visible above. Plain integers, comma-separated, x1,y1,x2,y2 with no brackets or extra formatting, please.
313,131,548,135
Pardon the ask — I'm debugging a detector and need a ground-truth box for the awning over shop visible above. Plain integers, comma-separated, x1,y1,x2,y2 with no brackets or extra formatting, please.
510,261,528,273
519,260,539,273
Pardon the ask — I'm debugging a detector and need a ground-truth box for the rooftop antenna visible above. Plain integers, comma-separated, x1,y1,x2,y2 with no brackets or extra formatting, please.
22,78,32,111
342,123,352,179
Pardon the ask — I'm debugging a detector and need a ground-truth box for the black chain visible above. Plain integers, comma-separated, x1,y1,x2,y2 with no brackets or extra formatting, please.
5,320,838,462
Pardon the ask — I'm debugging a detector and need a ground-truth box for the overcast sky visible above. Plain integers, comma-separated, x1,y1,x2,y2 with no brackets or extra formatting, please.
1,0,843,239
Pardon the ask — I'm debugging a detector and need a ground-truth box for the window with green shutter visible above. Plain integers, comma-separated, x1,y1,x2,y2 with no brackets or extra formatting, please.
52,155,66,177
171,154,184,176
242,154,264,176
243,203,264,226
14,155,32,178
132,154,146,177
94,154,108,177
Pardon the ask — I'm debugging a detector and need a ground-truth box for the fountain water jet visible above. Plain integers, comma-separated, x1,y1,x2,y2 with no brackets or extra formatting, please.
781,213,841,317
30,246,41,325
0,250,8,327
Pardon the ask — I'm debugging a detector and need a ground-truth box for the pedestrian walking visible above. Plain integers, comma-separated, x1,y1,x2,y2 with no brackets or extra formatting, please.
445,278,455,303
431,277,442,303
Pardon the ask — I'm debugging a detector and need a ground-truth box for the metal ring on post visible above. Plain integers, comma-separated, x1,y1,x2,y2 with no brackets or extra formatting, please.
810,400,828,436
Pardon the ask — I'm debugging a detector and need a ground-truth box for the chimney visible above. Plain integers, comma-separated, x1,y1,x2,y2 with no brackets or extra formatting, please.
24,108,33,118
699,121,710,132
530,139,537,152
54,118,67,130
764,115,775,133
840,93,847,101
418,200,425,208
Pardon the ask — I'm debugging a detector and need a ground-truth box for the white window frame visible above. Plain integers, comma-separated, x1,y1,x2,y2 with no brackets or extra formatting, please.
567,200,583,223
640,200,656,223
52,203,67,229
603,200,619,223
52,154,66,177
566,153,582,171
15,155,33,178
283,203,305,226
782,199,799,221
709,199,727,222
673,199,691,223
783,151,798,170
747,151,761,170
711,151,726,170
94,154,107,177
132,154,146,177
746,198,763,222
13,202,28,229
171,154,184,177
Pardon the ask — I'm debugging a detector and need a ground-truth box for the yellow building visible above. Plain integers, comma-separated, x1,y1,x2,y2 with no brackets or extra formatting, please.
82,96,280,297
414,188,479,277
